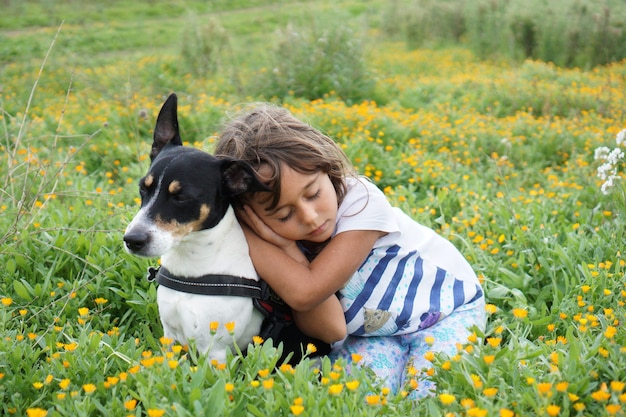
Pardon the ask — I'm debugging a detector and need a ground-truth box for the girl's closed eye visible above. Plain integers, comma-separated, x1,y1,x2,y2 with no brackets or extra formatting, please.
278,209,294,223
307,189,321,200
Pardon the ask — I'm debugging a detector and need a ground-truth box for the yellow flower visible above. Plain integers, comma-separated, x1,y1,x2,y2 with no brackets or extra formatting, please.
225,321,236,335
262,378,274,390
209,321,219,334
425,336,435,345
168,360,178,370
257,368,270,378
159,336,174,346
467,407,488,417
512,308,528,318
546,405,560,417
610,381,625,392
483,387,498,397
290,405,305,416
141,357,156,367
605,326,617,339
83,383,97,394
555,381,569,392
26,408,47,417
424,351,435,362
439,393,456,405
591,387,611,402
606,404,621,415
1,297,13,307
485,304,497,314
483,355,495,365
59,379,70,390
124,399,137,410
33,382,44,389
537,382,552,397
94,297,108,305
549,352,559,364
471,374,483,389
486,337,502,348
306,343,317,354
225,383,235,393
351,353,363,363
64,342,78,352
366,395,381,405
499,408,514,417
147,409,165,417
461,398,476,408
568,393,580,402
78,307,89,317
252,335,264,345
328,384,344,395
346,380,360,391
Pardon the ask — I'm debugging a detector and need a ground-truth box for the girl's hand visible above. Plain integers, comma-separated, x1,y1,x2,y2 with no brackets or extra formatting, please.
238,204,293,250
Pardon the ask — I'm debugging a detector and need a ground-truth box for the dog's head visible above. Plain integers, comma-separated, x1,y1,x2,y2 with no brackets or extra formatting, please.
123,93,268,257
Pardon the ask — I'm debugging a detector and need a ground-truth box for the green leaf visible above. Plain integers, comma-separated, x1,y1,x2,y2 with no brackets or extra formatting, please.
189,387,202,403
205,380,226,415
6,258,16,275
247,403,266,417
13,280,33,301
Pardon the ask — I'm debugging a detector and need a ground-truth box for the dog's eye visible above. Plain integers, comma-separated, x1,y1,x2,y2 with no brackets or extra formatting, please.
172,193,192,203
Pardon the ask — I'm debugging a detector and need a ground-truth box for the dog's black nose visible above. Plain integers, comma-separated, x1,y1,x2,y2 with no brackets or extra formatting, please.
123,232,149,252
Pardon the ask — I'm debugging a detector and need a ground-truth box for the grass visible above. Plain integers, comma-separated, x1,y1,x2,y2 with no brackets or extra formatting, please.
1,0,626,416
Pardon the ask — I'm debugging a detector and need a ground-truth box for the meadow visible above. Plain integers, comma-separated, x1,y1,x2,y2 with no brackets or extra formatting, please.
1,0,625,416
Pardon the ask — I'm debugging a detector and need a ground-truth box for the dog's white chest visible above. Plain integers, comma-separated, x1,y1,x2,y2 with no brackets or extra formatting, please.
157,286,262,362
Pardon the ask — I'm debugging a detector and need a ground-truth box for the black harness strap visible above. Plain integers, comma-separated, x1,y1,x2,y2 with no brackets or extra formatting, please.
147,266,264,298
146,266,293,343
144,265,331,363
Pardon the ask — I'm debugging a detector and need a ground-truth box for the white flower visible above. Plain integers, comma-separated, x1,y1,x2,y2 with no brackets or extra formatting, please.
594,146,611,160
594,128,625,195
616,129,626,146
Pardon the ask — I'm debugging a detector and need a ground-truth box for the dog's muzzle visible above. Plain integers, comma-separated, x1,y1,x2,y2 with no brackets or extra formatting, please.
123,231,150,253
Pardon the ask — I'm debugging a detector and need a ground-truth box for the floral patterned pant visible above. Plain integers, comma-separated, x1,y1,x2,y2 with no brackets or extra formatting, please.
329,295,486,399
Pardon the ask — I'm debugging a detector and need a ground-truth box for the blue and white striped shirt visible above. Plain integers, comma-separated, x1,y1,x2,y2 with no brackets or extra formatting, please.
334,177,483,336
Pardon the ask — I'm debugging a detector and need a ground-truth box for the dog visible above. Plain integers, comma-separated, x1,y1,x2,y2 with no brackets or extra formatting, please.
123,93,267,362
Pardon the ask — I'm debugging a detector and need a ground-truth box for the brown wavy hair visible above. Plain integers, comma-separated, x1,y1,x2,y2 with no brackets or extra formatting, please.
215,103,355,209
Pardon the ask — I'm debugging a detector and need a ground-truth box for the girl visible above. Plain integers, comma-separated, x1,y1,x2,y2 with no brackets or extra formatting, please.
215,104,485,398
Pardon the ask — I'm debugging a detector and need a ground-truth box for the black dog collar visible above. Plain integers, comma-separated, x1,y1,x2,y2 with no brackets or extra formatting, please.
147,266,264,298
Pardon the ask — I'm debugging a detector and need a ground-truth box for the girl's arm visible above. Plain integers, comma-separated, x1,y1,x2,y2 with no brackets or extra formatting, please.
247,225,347,342
293,296,347,343
240,207,385,311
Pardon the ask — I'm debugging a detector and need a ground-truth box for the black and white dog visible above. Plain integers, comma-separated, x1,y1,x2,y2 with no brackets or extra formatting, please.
123,93,267,362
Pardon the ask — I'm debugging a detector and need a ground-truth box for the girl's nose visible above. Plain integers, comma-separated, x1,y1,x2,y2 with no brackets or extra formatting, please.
299,204,317,225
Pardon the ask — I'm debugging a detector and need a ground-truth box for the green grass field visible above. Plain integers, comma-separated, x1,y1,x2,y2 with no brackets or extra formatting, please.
1,0,625,416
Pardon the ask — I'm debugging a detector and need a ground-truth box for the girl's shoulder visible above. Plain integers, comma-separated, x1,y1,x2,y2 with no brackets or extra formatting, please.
341,176,390,212
335,176,398,236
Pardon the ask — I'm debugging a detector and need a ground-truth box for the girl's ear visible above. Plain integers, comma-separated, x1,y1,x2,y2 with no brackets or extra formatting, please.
221,159,271,196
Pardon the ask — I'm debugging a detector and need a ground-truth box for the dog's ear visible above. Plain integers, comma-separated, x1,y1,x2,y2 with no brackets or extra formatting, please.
151,93,182,161
221,159,270,197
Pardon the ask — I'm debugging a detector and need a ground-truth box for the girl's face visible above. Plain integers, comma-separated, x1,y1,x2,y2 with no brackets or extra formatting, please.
249,164,338,243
